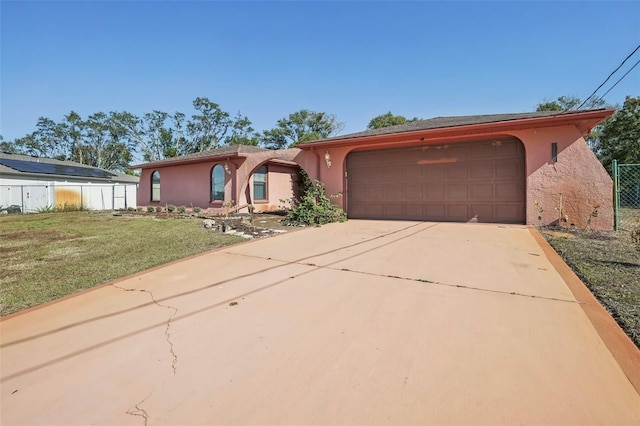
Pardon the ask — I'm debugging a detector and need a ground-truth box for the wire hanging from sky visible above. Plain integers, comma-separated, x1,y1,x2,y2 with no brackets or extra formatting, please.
576,43,640,110
597,58,640,101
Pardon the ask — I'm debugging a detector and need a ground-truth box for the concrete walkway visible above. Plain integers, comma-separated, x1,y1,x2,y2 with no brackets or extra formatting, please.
1,221,639,425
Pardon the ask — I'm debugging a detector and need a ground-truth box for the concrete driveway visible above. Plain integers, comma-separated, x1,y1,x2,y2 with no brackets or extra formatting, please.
1,221,639,425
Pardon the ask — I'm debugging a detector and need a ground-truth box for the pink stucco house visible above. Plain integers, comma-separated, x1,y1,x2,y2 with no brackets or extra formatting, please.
134,109,614,230
293,109,615,230
133,145,301,213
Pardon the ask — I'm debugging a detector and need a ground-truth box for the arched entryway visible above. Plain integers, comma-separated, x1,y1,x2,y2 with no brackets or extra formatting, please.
345,137,526,223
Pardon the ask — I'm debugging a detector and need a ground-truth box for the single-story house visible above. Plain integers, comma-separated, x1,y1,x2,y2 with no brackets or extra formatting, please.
132,145,301,213
0,152,139,212
294,109,615,230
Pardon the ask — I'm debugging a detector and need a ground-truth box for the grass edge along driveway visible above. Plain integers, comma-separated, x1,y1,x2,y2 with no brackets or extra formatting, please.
0,211,244,316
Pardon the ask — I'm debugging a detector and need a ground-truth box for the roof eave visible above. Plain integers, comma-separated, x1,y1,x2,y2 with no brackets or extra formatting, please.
299,109,615,150
130,152,248,170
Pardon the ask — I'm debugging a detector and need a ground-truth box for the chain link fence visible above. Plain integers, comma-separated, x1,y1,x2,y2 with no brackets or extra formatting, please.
613,160,640,231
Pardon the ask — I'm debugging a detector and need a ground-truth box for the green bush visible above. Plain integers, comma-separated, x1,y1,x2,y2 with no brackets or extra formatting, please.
147,206,155,213
155,206,163,213
193,207,202,213
283,179,346,226
136,207,143,212
177,206,186,213
167,204,176,212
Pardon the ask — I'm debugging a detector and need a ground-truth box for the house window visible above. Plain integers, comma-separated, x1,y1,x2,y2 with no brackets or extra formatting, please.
253,165,267,201
211,165,225,202
151,170,160,201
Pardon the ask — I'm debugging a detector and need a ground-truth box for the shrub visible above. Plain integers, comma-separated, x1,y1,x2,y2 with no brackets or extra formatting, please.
136,207,143,212
55,203,84,212
283,179,347,226
155,206,162,212
147,206,155,213
192,207,202,213
177,206,186,213
127,207,135,212
166,204,176,212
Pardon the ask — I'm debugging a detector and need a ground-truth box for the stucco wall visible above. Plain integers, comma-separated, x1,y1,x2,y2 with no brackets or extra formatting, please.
510,126,613,230
137,159,298,212
295,124,613,230
245,164,299,213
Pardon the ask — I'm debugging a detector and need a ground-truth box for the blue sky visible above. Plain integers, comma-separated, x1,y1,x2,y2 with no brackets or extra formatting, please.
1,1,639,142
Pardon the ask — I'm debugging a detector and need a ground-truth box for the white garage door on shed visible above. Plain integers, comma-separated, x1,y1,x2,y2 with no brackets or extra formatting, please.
346,138,525,223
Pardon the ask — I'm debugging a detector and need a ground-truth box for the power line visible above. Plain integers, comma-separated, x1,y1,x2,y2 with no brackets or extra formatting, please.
576,43,640,110
597,58,640,101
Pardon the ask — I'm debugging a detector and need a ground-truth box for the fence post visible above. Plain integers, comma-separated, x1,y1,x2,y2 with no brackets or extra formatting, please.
613,160,619,231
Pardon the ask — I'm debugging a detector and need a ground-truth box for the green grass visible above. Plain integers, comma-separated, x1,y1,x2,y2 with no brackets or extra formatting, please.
542,228,640,348
0,212,243,316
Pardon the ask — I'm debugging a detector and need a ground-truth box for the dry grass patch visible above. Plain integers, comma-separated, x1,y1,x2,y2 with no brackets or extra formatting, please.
0,212,243,315
542,227,640,348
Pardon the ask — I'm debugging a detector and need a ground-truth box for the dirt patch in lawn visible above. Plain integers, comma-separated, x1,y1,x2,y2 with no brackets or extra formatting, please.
541,226,640,348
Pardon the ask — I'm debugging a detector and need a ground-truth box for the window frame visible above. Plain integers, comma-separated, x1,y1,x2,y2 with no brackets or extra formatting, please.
252,164,268,202
211,164,225,203
151,170,160,202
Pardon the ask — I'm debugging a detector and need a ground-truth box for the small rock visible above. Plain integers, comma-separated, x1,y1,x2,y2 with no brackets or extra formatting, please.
202,219,216,229
272,229,287,233
225,230,238,235
241,234,254,239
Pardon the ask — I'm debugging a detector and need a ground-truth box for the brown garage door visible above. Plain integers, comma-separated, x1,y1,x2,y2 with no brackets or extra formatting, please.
346,138,525,223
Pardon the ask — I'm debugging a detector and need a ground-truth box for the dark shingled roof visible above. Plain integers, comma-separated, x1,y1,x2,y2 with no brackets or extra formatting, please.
0,152,139,183
132,145,268,168
304,110,607,143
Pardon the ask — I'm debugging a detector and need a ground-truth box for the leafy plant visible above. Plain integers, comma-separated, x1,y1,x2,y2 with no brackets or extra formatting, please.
283,179,346,226
177,206,186,213
136,207,143,212
147,206,155,213
166,204,176,212
155,206,162,213
36,205,56,213
192,206,202,213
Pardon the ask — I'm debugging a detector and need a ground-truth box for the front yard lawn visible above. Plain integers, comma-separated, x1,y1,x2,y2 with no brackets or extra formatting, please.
542,227,640,349
0,212,243,316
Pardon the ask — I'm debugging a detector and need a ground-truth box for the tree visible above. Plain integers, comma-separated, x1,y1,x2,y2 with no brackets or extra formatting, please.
261,109,344,149
185,97,232,152
536,95,606,112
226,112,259,146
80,112,133,171
594,96,640,171
0,135,17,153
367,112,418,129
536,96,611,152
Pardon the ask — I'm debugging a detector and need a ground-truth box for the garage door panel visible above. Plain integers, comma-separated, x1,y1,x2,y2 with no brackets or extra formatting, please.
496,182,523,201
424,184,445,201
425,165,446,180
402,204,423,218
470,204,494,221
470,183,494,200
365,185,384,201
347,138,524,223
496,163,521,179
447,164,468,180
425,204,446,218
470,162,494,179
384,185,403,201
404,185,423,200
447,205,469,219
447,184,469,200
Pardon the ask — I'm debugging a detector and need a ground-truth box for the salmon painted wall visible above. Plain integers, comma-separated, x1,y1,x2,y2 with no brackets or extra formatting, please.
510,126,613,230
295,124,613,230
137,160,298,211
240,164,299,213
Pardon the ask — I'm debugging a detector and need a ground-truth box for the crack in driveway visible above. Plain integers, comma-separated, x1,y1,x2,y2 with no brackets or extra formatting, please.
112,284,178,374
125,389,154,426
